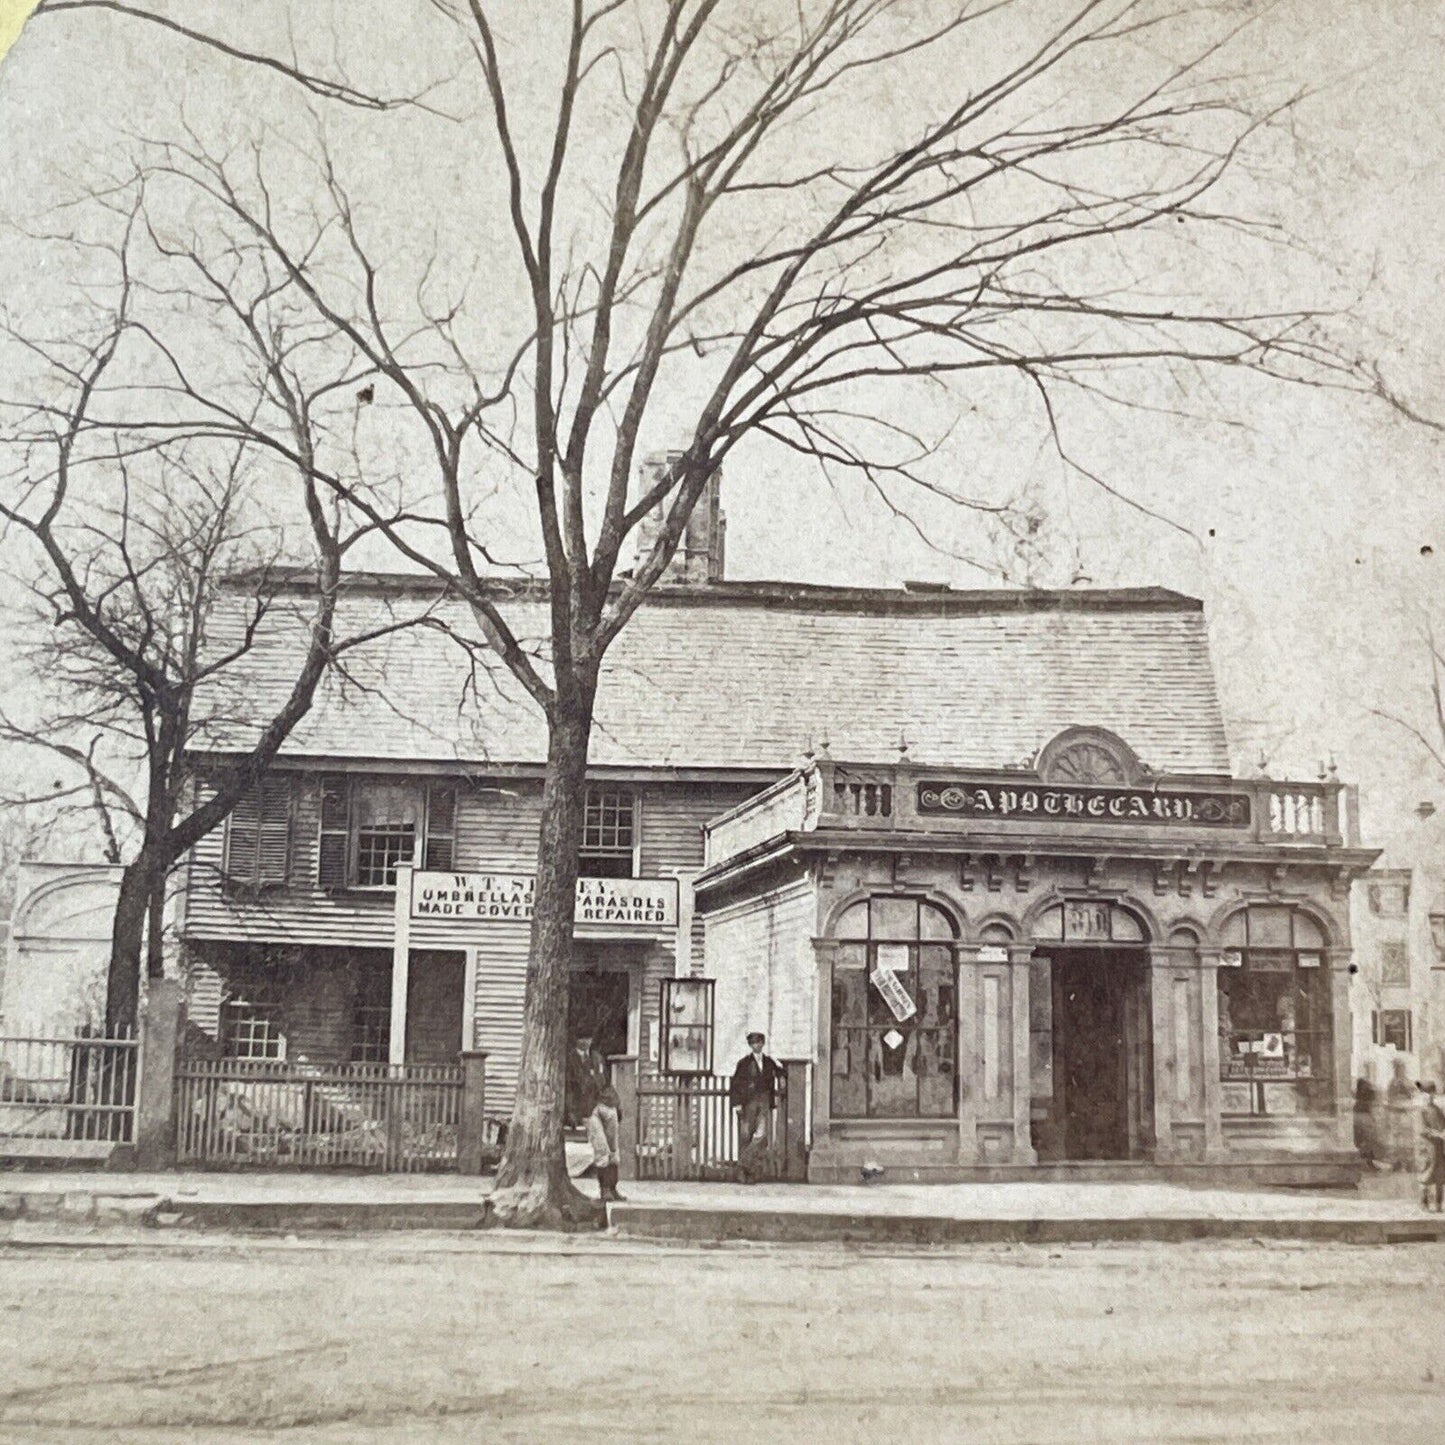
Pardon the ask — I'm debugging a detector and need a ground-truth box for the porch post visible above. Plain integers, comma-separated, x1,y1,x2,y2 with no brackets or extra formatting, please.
611,1054,639,1181
781,1057,810,1181
1199,948,1227,1159
956,948,981,1164
457,1049,489,1175
135,978,182,1170
812,940,835,1148
1008,945,1036,1165
673,870,696,976
1329,950,1356,1151
389,866,412,1066
1149,951,1175,1161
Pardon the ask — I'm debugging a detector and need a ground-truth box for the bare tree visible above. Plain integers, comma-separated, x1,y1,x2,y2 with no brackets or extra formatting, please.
0,210,435,1031
23,0,1398,1222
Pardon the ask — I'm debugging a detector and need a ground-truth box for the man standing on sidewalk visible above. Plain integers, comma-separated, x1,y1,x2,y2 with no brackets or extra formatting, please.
729,1030,782,1185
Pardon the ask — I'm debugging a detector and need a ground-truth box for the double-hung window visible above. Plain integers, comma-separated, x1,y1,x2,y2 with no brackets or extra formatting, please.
220,972,285,1060
580,788,637,878
317,777,459,890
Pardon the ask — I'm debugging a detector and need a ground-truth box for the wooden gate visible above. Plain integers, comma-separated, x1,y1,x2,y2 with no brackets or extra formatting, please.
0,1031,139,1158
633,1069,808,1181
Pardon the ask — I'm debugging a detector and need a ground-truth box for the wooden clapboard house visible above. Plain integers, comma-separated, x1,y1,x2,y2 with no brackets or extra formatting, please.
179,471,1378,1182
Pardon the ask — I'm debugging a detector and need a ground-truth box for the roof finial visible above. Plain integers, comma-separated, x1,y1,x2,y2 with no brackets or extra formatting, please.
897,731,910,760
818,731,831,758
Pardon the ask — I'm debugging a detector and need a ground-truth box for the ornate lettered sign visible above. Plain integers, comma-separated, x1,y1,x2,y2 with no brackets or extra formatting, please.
915,781,1250,828
410,871,678,927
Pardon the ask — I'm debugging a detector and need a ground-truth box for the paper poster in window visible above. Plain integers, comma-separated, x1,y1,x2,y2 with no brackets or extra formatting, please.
875,942,910,973
869,965,917,1022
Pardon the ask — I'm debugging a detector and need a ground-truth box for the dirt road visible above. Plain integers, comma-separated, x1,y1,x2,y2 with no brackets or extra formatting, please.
1,1232,1441,1442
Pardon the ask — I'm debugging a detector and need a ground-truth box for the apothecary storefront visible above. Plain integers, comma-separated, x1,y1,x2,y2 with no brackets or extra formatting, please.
698,732,1376,1186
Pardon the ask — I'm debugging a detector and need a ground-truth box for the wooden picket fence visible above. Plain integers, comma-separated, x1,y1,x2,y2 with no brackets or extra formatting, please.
174,1057,465,1171
634,1071,804,1181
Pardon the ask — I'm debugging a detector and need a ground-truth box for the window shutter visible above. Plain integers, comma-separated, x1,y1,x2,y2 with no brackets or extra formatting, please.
256,776,292,885
424,783,457,871
317,775,351,889
223,787,262,885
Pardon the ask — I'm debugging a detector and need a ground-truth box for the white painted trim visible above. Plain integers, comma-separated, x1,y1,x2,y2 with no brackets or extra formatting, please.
390,866,413,1065
462,945,479,1051
673,869,696,977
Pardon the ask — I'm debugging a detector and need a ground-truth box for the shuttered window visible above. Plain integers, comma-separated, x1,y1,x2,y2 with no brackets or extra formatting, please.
424,783,457,871
317,775,351,890
315,777,461,889
223,777,292,888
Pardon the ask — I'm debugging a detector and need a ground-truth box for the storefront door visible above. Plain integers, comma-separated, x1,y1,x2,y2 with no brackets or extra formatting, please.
404,949,466,1067
1050,949,1146,1159
567,970,630,1057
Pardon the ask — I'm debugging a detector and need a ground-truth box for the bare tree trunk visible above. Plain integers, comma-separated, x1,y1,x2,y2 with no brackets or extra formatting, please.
488,673,603,1229
105,858,153,1033
145,867,166,981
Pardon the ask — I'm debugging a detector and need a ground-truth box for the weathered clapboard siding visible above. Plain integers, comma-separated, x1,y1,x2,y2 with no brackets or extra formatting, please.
638,783,754,877
182,769,770,1114
470,927,530,1113
459,781,544,871
638,783,756,975
186,773,758,947
186,776,396,947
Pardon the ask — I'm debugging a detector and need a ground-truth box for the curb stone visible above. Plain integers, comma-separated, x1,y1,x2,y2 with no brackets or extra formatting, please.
607,1207,1445,1247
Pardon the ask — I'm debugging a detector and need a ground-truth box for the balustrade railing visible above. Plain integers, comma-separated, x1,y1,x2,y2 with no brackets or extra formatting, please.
703,761,1353,871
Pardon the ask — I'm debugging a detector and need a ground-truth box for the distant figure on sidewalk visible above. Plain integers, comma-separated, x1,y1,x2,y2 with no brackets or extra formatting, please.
729,1030,782,1185
1418,1081,1445,1213
1386,1058,1416,1171
1353,1076,1380,1169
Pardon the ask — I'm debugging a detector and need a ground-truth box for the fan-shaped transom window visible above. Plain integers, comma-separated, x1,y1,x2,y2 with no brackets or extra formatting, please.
1035,727,1144,786
1033,901,1145,945
832,896,958,942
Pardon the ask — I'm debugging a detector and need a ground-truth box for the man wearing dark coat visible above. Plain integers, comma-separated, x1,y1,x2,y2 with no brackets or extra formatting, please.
729,1030,783,1184
565,1033,608,1129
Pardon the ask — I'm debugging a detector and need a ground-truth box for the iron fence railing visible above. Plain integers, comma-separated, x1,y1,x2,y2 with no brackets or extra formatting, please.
0,1031,139,1143
174,1057,465,1171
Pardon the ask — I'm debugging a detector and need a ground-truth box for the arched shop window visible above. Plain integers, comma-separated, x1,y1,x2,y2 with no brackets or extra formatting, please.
830,896,958,1119
1217,905,1332,1116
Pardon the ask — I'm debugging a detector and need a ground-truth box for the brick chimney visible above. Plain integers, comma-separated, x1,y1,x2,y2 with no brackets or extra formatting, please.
631,450,726,584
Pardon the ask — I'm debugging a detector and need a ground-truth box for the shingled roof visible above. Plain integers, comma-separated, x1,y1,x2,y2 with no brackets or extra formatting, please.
194,578,1232,776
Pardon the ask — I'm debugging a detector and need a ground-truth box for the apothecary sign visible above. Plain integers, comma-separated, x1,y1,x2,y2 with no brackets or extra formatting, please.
917,781,1250,828
411,871,678,927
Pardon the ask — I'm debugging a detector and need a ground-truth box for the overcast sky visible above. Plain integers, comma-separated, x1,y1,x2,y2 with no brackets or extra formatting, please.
1,1,1442,856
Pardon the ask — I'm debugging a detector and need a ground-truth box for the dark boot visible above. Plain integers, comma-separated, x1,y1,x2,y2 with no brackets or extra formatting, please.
608,1165,626,1203
597,1165,610,1203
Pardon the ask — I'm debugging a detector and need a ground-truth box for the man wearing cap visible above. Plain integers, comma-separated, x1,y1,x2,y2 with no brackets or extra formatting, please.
729,1030,783,1184
1418,1080,1445,1213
